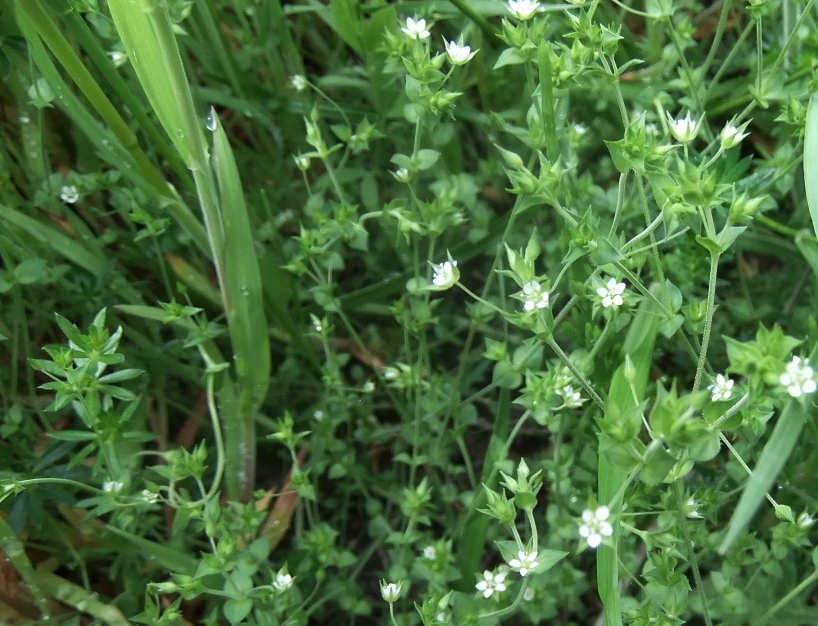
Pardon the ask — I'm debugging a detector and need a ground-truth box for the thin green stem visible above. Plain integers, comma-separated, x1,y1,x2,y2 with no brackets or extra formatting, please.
693,252,720,393
674,480,713,626
545,337,605,410
758,570,818,624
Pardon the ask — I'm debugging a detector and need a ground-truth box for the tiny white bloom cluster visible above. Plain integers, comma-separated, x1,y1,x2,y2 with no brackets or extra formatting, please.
521,281,549,311
556,385,584,408
708,374,734,401
431,260,459,290
290,75,307,92
579,505,613,549
508,550,539,576
380,580,404,603
669,113,699,143
779,356,817,398
597,277,626,309
507,0,540,20
444,40,477,65
402,17,430,40
60,185,79,204
475,568,507,598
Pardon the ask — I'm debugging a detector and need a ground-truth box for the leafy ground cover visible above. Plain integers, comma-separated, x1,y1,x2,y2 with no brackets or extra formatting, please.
2,0,818,624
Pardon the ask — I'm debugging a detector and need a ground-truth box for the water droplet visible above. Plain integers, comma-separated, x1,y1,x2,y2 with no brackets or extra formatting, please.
206,108,217,132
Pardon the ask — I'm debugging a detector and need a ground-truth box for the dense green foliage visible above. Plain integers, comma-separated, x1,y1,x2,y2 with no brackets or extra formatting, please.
3,0,818,624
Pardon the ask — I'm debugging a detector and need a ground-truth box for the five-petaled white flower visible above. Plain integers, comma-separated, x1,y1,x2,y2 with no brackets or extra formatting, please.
556,385,584,408
60,185,79,204
708,374,734,402
779,356,817,398
669,113,699,143
507,0,541,20
380,580,404,603
720,122,749,150
431,259,459,290
290,75,307,92
597,277,626,309
579,505,613,549
273,571,293,591
508,550,539,576
475,569,507,598
402,17,430,40
444,40,477,65
521,281,549,311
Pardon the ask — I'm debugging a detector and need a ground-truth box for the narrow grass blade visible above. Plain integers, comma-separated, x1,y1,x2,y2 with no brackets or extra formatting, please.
455,387,511,590
34,570,131,626
805,93,818,237
599,294,660,626
211,111,271,499
0,204,104,274
718,399,807,553
0,516,50,619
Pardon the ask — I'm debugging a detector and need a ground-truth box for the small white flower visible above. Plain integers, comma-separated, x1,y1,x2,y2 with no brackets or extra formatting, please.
290,75,307,92
431,259,459,290
708,374,734,402
597,277,626,309
521,281,549,311
523,587,535,602
141,489,159,503
684,497,702,519
103,480,123,494
383,366,400,380
779,356,817,398
19,113,30,124
273,572,293,591
508,550,539,577
556,385,584,409
402,17,430,40
380,580,404,603
362,381,375,393
436,610,449,623
720,122,749,150
444,40,477,65
60,185,79,204
475,569,507,598
313,410,325,422
423,545,436,559
507,0,541,20
572,123,587,136
109,50,127,67
295,155,311,171
578,505,613,549
798,511,815,528
394,167,411,183
669,113,700,143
